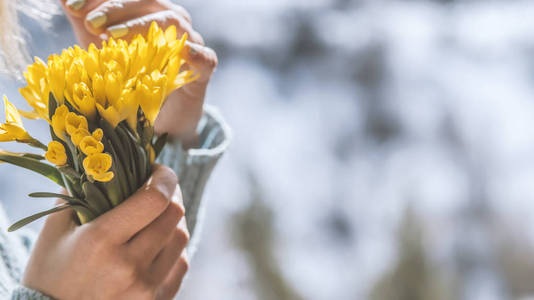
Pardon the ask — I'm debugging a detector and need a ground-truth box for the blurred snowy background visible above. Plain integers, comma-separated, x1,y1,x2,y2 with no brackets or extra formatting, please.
3,0,534,299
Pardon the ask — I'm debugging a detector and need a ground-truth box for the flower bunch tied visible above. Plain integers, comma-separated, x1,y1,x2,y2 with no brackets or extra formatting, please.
0,22,197,231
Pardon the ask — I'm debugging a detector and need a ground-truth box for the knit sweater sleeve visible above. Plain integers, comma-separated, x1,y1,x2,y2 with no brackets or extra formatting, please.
157,105,231,259
0,204,51,299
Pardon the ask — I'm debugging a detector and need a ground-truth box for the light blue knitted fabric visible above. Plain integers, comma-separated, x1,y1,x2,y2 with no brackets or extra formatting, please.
0,107,230,299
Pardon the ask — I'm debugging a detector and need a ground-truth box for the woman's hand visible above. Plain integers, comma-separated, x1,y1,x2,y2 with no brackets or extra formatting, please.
22,165,190,300
60,0,218,148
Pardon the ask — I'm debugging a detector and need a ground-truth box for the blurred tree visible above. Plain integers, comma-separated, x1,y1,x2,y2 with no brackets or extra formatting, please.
233,171,304,300
369,207,457,300
497,234,534,299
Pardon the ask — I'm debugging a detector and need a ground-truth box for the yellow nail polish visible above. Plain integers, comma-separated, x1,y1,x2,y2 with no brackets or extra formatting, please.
108,24,128,39
66,0,85,10
87,12,107,29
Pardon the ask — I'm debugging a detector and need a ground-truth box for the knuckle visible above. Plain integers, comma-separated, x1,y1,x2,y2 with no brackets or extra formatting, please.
82,224,110,247
179,255,190,272
117,256,139,282
174,5,192,23
134,277,157,298
168,201,185,220
206,48,218,69
190,31,205,46
175,227,190,245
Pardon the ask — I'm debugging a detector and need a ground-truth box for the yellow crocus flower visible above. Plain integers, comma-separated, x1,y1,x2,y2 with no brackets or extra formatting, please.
65,112,88,136
138,70,168,124
96,89,138,128
71,82,96,120
51,105,69,140
92,128,103,141
47,54,66,104
71,127,103,147
79,135,104,155
70,128,90,147
19,58,51,121
45,141,67,166
83,153,114,182
65,58,90,104
92,73,107,106
83,44,101,79
0,96,32,142
104,71,123,106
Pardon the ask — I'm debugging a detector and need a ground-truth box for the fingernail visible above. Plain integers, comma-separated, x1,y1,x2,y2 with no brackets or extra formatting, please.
66,0,85,10
153,176,175,200
108,24,128,39
87,11,107,29
187,42,202,56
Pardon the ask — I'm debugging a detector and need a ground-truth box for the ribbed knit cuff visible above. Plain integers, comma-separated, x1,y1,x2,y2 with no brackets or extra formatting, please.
11,286,53,300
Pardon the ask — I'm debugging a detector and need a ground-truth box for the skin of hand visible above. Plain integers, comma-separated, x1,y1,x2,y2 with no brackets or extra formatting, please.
22,165,191,300
60,0,219,148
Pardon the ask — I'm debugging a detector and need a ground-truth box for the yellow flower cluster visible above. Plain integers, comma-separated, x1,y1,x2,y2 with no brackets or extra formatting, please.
19,22,196,127
10,22,197,183
47,105,113,182
0,22,199,229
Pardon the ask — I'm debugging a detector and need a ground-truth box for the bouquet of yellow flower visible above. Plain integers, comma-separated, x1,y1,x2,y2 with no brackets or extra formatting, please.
0,22,196,231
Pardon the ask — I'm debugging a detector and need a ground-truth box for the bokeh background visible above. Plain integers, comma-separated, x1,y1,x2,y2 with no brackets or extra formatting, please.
3,0,534,299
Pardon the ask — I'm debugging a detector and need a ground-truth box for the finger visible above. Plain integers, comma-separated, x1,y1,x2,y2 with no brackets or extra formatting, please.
104,10,204,44
182,41,218,83
164,1,192,24
127,189,185,262
60,0,107,47
61,0,106,18
153,43,217,140
90,164,177,243
156,251,189,300
149,221,189,284
84,0,165,35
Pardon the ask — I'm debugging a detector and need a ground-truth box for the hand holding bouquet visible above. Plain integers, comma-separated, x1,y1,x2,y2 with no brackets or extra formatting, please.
0,22,197,231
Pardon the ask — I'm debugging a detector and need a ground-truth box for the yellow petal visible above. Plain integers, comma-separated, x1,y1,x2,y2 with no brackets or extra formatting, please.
51,105,70,140
96,103,122,128
4,96,23,126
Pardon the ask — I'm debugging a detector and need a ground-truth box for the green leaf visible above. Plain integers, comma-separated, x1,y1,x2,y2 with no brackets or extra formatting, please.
73,206,97,224
116,124,137,193
21,153,45,160
153,133,168,160
0,155,65,187
29,192,78,202
58,166,81,179
82,182,112,215
29,191,89,209
8,203,72,232
48,93,58,120
100,120,133,195
137,144,148,186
